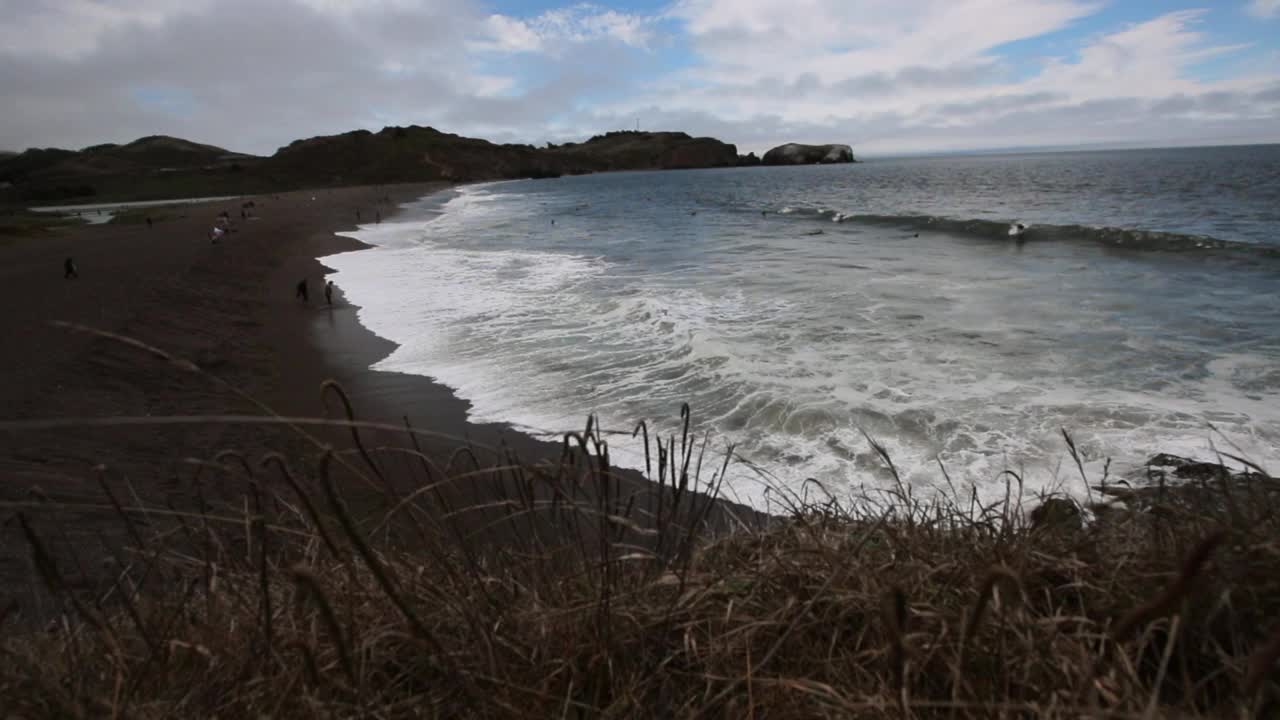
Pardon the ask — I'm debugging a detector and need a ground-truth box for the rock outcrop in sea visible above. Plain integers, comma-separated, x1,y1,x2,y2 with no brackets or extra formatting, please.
762,143,855,165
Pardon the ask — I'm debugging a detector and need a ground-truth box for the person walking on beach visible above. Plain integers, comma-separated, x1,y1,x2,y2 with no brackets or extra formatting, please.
295,278,309,302
146,216,153,229
324,280,334,306
63,257,78,279
375,210,381,224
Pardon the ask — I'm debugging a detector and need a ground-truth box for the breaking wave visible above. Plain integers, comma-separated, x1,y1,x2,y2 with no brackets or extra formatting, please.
776,207,1279,256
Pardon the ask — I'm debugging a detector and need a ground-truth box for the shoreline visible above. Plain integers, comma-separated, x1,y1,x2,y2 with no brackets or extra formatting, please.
300,186,762,525
0,182,494,619
298,184,601,468
0,181,755,621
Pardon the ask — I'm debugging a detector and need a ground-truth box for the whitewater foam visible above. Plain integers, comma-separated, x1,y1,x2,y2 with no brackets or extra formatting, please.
325,160,1280,510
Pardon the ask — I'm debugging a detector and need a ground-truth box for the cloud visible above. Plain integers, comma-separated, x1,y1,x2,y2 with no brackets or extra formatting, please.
0,0,500,153
669,0,1097,77
1248,0,1280,18
602,4,1277,153
0,0,1276,155
473,4,658,55
0,0,213,60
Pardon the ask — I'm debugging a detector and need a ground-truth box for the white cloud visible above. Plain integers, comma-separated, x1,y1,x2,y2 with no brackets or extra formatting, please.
473,3,658,55
1031,10,1248,100
639,0,1103,133
293,0,423,14
598,3,1275,153
1247,0,1280,18
478,14,546,53
670,0,1097,76
0,0,1275,155
0,0,213,60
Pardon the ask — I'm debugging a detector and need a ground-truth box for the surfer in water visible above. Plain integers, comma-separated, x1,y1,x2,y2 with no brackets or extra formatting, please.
1009,223,1028,242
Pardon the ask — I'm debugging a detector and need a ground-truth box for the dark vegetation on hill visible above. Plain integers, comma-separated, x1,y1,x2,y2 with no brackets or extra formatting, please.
0,127,741,205
0,135,262,204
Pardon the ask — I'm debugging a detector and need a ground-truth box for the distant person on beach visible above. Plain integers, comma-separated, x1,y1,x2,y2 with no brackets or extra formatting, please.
146,216,153,229
357,209,362,221
375,211,381,224
63,257,78,279
295,279,308,302
324,280,334,306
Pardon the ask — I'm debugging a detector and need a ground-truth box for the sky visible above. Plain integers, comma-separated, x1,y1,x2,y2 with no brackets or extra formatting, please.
2,0,1279,156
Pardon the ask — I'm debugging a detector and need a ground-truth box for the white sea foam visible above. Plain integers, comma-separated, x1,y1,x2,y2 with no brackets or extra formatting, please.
325,174,1280,510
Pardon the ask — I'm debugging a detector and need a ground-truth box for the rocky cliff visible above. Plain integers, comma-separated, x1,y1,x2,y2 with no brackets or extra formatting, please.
762,143,855,165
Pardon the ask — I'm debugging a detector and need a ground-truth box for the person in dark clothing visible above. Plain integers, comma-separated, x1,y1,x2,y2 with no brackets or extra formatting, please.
146,216,153,229
324,280,334,306
64,257,78,279
295,279,308,302
375,210,381,224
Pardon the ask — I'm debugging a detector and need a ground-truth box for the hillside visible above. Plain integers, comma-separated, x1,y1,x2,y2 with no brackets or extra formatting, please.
0,126,741,205
0,136,263,203
254,127,738,182
266,125,547,184
546,130,740,171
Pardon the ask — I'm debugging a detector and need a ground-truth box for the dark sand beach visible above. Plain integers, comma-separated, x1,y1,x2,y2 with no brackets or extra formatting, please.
0,182,749,620
0,186,418,605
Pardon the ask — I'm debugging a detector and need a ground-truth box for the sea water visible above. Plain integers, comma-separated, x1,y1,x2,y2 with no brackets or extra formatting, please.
327,145,1280,506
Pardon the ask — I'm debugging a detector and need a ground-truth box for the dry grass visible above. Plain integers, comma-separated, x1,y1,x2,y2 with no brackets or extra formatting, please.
0,336,1277,717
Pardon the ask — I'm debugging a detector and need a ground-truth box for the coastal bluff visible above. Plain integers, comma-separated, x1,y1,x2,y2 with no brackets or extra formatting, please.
0,127,740,203
762,143,856,165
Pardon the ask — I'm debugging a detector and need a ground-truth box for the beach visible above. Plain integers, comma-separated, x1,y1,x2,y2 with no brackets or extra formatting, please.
0,183,566,610
1,181,756,621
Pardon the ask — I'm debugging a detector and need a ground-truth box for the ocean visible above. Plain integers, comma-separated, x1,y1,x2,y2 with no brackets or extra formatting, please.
327,145,1280,507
